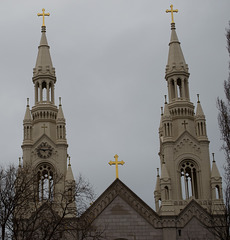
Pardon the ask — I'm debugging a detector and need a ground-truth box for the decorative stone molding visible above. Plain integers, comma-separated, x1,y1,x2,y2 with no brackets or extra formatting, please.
174,137,201,155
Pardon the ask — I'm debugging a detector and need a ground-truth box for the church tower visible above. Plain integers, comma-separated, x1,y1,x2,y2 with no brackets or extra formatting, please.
154,7,224,216
21,12,75,205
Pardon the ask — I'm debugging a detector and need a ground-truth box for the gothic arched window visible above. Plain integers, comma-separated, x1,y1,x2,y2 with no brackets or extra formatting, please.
215,185,221,199
37,164,54,201
177,78,182,98
180,161,199,199
42,81,47,101
165,186,169,200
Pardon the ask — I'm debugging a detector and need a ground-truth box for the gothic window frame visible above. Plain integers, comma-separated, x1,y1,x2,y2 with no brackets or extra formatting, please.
36,163,55,202
179,160,199,200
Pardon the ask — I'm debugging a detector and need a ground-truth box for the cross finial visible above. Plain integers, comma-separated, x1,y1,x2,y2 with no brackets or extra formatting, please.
212,153,215,162
19,157,22,168
108,154,125,179
166,5,178,24
37,8,50,27
164,95,167,104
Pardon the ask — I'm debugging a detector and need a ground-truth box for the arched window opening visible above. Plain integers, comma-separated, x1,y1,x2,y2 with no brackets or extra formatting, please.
167,123,170,136
26,126,30,139
37,164,54,201
201,122,204,135
165,186,169,200
215,185,220,199
180,161,198,200
171,80,175,99
42,81,47,101
68,188,73,203
197,123,200,136
60,126,63,139
177,79,182,98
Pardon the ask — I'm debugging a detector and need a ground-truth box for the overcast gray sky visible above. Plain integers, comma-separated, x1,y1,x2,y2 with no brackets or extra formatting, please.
0,0,229,209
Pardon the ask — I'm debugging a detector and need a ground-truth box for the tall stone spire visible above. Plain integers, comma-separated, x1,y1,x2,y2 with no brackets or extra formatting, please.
23,98,32,145
32,25,56,105
23,98,32,122
33,26,55,78
165,23,189,77
22,12,73,210
165,22,190,103
155,6,224,215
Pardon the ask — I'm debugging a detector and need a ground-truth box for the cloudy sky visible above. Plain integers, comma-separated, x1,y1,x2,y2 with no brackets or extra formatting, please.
0,0,229,209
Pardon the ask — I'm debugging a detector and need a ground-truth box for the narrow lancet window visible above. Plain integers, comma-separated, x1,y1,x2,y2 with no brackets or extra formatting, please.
180,161,198,199
37,164,54,201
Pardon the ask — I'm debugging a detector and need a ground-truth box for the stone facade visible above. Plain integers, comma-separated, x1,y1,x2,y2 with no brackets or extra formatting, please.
21,25,75,212
81,179,216,240
20,17,225,240
154,23,224,216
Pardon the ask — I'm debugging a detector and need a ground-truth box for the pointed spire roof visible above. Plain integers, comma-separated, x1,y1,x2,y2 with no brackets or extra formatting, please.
33,26,56,78
165,23,189,77
163,102,170,117
23,98,32,122
196,95,205,117
66,157,75,182
57,97,65,121
57,105,65,120
211,153,221,178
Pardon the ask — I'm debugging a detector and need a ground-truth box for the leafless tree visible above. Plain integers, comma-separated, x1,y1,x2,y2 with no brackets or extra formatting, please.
0,164,105,240
216,22,230,240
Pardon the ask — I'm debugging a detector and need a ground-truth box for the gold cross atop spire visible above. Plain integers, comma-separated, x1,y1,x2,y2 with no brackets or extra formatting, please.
37,8,50,27
166,5,178,24
108,154,125,179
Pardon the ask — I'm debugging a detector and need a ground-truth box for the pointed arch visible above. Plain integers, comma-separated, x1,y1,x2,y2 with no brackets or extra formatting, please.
42,81,47,101
37,163,55,201
179,160,199,200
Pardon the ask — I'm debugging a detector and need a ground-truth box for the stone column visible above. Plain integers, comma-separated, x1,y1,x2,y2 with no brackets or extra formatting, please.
174,80,178,100
168,80,172,102
182,79,185,99
40,82,43,102
47,82,50,102
35,84,38,104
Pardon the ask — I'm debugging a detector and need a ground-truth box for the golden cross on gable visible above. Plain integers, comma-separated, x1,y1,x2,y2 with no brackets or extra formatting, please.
166,5,178,24
37,8,50,27
41,124,48,134
108,154,125,179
